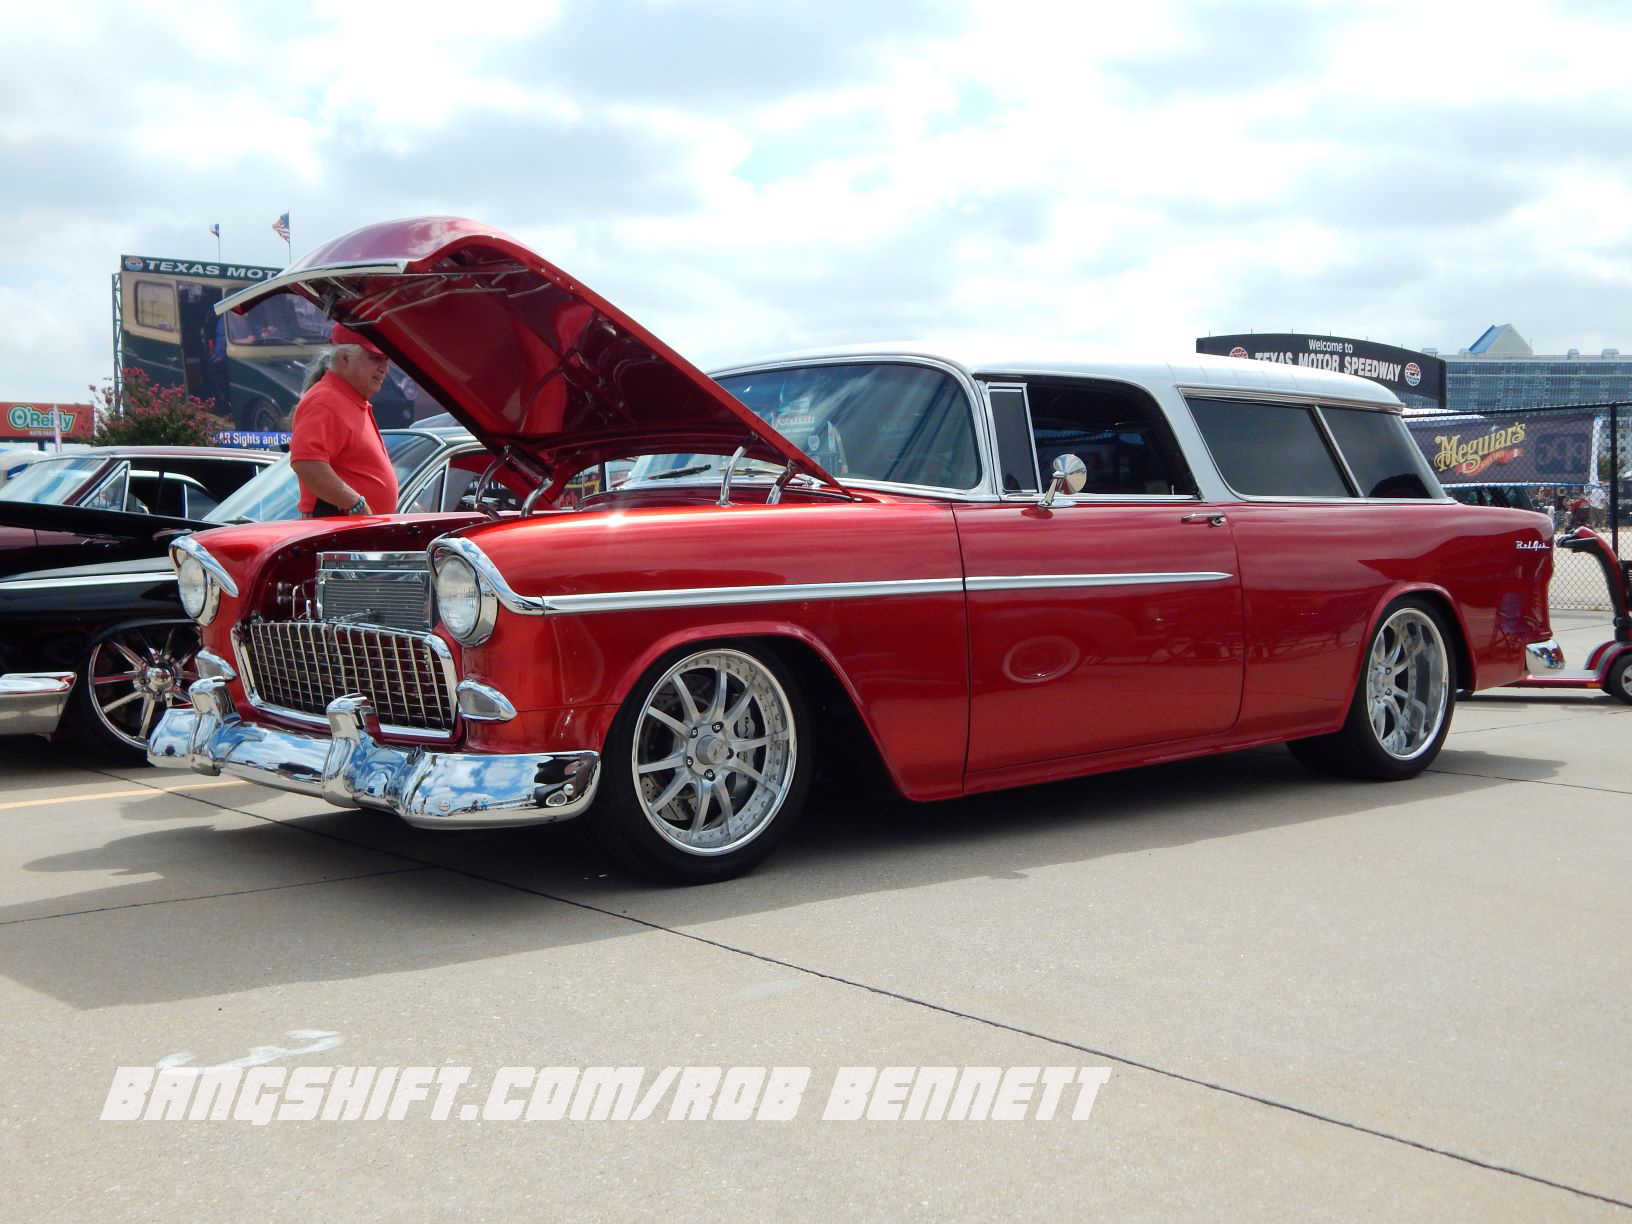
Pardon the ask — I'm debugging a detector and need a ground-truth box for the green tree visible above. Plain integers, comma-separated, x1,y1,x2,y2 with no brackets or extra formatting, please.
90,369,227,447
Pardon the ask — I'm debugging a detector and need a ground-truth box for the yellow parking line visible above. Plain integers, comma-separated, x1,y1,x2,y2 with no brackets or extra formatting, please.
0,779,255,812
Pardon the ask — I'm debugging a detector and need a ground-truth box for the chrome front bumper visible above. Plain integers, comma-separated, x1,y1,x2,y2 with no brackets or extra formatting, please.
1525,638,1566,673
0,671,76,736
147,678,598,829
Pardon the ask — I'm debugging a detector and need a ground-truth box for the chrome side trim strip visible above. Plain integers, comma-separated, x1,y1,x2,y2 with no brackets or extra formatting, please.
535,577,969,614
0,571,175,591
428,535,1237,617
966,572,1233,592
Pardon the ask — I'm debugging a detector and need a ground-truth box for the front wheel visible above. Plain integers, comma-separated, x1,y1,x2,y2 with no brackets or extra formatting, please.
68,620,201,761
1289,599,1456,780
581,644,811,883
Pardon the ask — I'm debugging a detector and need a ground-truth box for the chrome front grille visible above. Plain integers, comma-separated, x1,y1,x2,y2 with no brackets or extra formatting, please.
237,621,455,734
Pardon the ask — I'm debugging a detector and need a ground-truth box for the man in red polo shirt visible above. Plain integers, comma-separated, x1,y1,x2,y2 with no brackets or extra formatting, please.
290,323,399,517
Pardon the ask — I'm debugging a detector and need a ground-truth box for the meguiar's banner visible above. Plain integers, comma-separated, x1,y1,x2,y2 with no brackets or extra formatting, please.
1404,411,1597,485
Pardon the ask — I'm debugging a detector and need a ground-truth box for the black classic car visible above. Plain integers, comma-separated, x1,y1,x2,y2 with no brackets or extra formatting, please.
0,423,493,757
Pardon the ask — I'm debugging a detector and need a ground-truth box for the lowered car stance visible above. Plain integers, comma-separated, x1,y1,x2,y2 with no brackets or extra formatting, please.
146,217,1558,882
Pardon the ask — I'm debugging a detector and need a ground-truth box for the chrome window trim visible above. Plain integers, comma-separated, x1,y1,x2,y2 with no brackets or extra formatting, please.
1174,385,1404,414
230,622,460,741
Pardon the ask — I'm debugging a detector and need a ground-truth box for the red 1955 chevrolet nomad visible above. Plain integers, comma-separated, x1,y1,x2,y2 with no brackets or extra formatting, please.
148,217,1560,882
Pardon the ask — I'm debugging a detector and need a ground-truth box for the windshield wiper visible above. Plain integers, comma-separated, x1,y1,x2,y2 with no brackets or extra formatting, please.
645,464,717,481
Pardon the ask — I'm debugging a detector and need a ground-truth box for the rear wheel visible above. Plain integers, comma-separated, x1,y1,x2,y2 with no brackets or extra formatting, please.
1289,599,1455,780
68,621,200,761
1605,652,1632,705
581,644,810,883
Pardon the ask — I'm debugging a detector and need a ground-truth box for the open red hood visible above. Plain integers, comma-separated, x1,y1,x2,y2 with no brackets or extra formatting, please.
218,217,843,489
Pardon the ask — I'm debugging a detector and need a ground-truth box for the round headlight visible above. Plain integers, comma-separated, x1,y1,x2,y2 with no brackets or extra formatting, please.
177,555,210,620
434,553,483,641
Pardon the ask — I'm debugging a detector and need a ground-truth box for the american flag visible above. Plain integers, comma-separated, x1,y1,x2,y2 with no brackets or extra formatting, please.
272,212,290,241
208,223,220,238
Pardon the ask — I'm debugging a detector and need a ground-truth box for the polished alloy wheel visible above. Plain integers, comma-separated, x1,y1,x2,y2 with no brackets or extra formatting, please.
630,649,797,856
86,625,200,751
1365,607,1449,760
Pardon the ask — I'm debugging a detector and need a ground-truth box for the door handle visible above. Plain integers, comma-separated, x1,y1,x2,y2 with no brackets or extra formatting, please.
1182,513,1227,526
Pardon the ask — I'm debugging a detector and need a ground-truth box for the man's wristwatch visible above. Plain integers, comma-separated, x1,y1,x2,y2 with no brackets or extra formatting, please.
346,496,368,515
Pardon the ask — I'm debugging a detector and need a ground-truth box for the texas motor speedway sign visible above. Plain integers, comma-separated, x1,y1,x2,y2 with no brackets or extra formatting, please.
1197,333,1446,406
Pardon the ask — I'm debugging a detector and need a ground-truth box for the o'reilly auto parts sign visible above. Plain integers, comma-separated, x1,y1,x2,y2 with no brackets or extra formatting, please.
1196,334,1445,406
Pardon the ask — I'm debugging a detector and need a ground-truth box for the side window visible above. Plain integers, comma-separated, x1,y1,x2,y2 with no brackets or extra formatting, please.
403,469,444,513
987,386,1040,493
82,465,131,512
442,465,481,511
134,281,177,331
1187,398,1351,498
1318,406,1438,499
1025,381,1196,497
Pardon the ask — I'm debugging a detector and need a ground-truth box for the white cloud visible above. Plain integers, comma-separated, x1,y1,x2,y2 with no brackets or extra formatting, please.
2,0,1631,402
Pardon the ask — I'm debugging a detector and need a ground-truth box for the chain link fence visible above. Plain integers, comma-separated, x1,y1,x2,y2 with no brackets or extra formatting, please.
1425,402,1626,613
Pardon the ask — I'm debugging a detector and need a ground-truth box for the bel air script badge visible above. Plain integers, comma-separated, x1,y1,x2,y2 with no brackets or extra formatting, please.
1515,540,1550,550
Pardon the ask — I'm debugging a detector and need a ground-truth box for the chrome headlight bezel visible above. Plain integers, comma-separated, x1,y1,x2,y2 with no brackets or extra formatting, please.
432,550,497,646
169,535,236,626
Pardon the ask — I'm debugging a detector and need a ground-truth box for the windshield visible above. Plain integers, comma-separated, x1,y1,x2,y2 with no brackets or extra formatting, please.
205,432,444,523
0,455,109,505
712,363,978,489
226,294,330,348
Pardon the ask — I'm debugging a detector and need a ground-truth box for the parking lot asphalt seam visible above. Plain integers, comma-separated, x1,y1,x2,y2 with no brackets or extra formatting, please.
0,867,430,928
51,760,1632,1213
1428,765,1629,796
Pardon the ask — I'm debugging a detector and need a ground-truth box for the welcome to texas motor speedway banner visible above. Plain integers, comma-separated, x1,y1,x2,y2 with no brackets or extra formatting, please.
1404,410,1599,486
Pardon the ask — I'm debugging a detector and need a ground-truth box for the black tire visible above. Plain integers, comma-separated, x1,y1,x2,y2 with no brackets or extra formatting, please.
244,397,285,431
580,643,812,883
67,620,200,762
1288,598,1456,780
1605,652,1632,705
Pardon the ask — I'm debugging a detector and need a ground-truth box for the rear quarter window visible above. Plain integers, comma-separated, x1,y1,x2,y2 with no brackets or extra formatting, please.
1186,398,1351,498
1318,406,1438,499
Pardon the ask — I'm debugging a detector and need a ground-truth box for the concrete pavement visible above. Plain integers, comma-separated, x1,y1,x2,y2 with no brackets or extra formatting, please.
1,636,1628,1221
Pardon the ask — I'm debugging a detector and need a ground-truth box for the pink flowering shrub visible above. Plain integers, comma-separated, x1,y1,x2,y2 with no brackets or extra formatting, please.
90,369,227,446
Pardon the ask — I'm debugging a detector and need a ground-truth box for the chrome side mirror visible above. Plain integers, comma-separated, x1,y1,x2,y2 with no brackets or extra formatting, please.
1039,454,1087,509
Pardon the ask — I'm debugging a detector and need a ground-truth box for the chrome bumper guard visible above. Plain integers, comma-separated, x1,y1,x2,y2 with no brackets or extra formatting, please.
0,671,76,736
1524,638,1566,673
147,678,598,829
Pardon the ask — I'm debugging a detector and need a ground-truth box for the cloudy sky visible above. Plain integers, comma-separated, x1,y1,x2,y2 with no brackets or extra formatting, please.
2,0,1630,401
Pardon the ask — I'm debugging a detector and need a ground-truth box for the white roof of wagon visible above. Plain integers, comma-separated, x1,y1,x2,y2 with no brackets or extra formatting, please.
710,342,1404,409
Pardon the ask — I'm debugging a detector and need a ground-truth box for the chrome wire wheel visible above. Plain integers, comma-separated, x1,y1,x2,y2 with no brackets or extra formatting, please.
1365,607,1449,760
85,624,200,752
630,648,798,857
